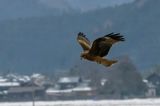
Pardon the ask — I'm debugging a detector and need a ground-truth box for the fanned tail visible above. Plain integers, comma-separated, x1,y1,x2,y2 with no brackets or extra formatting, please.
101,58,117,67
95,56,117,67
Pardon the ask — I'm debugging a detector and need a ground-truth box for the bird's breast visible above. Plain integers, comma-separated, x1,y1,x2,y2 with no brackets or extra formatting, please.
84,54,98,61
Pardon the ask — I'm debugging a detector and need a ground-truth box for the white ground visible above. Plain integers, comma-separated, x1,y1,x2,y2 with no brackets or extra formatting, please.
0,98,160,106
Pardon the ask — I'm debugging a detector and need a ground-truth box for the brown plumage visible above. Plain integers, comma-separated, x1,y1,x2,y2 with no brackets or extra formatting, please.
77,32,125,67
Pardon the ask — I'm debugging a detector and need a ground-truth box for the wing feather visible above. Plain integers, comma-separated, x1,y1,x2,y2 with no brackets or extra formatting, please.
89,33,125,57
77,32,90,51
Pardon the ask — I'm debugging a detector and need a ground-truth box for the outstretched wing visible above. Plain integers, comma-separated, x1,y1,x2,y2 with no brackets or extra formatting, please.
77,32,91,51
89,32,125,57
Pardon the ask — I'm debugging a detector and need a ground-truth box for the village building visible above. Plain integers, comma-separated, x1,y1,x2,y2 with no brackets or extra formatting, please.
145,81,156,97
146,73,160,96
46,76,95,99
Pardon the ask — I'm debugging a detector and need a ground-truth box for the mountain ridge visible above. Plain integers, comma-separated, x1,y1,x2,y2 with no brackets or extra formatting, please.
0,0,134,20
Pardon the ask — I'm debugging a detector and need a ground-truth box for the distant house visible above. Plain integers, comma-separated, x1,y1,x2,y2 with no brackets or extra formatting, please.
57,77,82,89
145,82,156,97
46,76,95,99
147,73,160,85
0,76,21,100
31,73,46,86
0,82,20,89
0,76,20,90
143,73,160,97
0,74,47,101
7,86,45,100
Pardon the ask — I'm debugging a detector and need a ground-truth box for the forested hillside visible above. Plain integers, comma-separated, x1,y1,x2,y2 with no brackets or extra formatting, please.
0,0,159,73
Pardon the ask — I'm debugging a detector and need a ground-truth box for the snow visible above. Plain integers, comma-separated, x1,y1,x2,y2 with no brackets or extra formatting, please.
0,76,8,82
0,82,20,87
46,87,92,94
72,86,92,91
0,78,8,82
58,77,80,83
46,88,73,93
0,98,160,106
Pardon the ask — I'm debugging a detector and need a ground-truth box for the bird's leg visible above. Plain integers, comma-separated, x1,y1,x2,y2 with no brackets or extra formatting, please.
95,56,102,64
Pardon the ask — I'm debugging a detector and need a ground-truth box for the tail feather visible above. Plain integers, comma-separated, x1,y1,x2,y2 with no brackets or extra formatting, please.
95,57,117,67
100,59,117,67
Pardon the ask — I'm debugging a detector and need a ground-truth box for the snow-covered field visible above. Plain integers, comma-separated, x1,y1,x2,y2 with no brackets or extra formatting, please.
0,98,160,106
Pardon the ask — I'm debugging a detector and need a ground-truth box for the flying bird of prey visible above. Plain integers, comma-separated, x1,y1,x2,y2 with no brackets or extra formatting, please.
77,32,125,67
